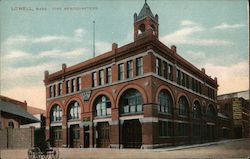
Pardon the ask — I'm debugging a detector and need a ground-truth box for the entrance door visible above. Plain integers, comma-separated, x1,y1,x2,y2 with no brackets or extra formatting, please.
69,124,80,148
122,119,142,148
84,126,90,148
50,126,62,147
96,122,110,148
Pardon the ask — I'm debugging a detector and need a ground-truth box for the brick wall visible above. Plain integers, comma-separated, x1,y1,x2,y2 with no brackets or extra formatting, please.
0,128,34,149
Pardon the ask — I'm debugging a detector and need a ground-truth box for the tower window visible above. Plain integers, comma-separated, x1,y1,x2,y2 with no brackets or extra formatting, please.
138,24,145,35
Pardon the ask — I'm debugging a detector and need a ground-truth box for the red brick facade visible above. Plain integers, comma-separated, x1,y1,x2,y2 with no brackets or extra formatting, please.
44,2,219,148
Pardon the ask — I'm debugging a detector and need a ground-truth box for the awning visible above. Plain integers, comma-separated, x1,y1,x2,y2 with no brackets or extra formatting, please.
0,100,39,124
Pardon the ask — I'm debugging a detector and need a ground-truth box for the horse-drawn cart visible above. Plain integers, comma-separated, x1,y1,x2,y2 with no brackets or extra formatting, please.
27,140,59,159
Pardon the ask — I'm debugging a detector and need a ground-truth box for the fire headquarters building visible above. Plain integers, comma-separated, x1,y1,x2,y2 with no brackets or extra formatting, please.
44,1,218,149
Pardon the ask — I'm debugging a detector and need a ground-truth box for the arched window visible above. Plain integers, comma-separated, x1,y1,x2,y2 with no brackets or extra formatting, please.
158,90,173,114
68,101,81,120
138,24,145,34
94,95,111,117
193,101,201,118
179,96,188,116
50,104,62,122
207,105,216,121
8,121,14,128
120,89,143,114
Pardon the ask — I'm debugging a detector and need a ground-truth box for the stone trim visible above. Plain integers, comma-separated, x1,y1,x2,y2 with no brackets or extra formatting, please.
119,115,144,121
50,122,62,127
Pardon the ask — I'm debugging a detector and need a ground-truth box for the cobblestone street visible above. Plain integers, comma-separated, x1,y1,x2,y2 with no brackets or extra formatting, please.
1,139,250,159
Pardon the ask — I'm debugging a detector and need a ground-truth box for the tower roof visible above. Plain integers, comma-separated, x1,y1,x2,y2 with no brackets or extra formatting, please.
137,1,156,21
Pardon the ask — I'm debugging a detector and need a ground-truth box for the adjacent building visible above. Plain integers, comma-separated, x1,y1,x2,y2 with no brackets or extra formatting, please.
218,91,250,139
44,1,218,148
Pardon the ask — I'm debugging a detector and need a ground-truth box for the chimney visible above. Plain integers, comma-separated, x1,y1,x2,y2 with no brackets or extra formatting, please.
214,77,217,83
171,45,176,53
112,43,118,52
44,70,49,80
201,68,206,74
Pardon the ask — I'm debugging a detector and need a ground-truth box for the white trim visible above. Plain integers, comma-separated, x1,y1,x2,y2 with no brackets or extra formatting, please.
119,115,144,121
158,118,174,122
206,122,215,125
150,50,216,91
47,72,216,103
93,118,112,123
152,73,216,102
67,120,81,127
116,52,148,65
50,122,62,127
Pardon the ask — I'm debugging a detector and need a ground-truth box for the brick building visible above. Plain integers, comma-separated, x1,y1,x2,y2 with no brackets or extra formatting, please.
218,92,250,139
44,1,218,148
0,95,40,149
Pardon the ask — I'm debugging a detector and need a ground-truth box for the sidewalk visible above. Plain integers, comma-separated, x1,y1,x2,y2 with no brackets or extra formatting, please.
154,138,247,152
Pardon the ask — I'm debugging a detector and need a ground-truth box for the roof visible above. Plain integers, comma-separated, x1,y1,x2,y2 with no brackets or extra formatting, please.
0,100,39,124
27,106,45,115
137,2,155,21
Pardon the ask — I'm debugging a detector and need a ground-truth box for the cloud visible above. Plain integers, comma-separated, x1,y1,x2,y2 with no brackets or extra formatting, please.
74,28,86,39
39,48,88,58
33,35,69,43
180,20,197,26
3,36,29,46
4,50,31,59
214,23,244,30
204,61,249,95
160,20,233,46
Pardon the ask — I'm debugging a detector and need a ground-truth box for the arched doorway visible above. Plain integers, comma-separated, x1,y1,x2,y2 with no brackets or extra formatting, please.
67,101,81,148
50,104,62,147
93,95,112,148
122,119,142,148
96,122,110,148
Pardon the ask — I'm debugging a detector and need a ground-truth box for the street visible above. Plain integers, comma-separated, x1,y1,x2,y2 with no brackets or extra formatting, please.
1,139,250,159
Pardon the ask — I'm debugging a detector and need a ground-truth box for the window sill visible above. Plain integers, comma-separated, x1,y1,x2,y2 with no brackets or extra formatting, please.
94,115,111,119
120,112,143,116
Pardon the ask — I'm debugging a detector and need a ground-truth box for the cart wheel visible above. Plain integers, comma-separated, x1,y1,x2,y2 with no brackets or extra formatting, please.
42,152,49,159
27,148,35,159
34,147,42,159
51,148,59,159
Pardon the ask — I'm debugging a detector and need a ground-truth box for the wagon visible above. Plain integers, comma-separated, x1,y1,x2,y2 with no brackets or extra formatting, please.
27,140,59,159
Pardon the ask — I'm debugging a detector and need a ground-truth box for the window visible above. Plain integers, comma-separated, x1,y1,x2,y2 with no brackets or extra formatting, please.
168,64,173,81
71,79,75,93
92,72,97,87
159,120,173,137
158,90,173,114
106,67,112,84
179,96,188,116
176,69,181,85
127,60,133,79
136,57,143,76
186,74,189,89
68,101,80,120
53,85,56,97
156,58,162,76
94,95,111,117
50,104,62,122
99,70,104,85
76,77,81,91
8,121,14,128
207,105,216,121
66,80,70,94
181,72,185,86
49,86,53,98
118,64,124,81
178,123,188,136
53,127,62,140
120,89,143,114
193,101,201,118
163,61,168,79
58,83,62,96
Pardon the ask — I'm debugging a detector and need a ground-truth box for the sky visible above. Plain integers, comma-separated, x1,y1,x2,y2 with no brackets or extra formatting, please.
0,0,248,109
